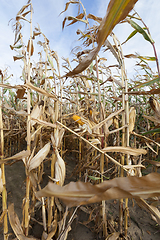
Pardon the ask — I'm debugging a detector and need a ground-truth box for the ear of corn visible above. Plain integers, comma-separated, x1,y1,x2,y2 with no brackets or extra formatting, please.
72,115,85,125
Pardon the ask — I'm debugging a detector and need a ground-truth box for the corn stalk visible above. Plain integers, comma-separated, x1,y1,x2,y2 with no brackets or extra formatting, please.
0,73,8,240
24,2,33,236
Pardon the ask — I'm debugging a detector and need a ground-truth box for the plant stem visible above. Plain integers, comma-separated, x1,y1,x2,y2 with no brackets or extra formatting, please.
25,2,33,235
0,72,8,240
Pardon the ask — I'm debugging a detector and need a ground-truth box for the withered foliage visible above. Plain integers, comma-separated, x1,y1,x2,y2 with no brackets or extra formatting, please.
0,0,160,239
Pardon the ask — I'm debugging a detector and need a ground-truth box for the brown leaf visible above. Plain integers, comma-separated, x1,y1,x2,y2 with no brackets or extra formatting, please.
24,82,57,100
66,13,85,27
8,203,36,240
13,55,24,61
106,232,120,240
145,159,160,167
63,0,138,77
16,89,26,99
17,3,31,15
63,46,100,77
87,13,102,23
1,150,30,164
27,39,34,56
36,172,160,208
143,115,160,124
127,88,160,95
60,1,79,15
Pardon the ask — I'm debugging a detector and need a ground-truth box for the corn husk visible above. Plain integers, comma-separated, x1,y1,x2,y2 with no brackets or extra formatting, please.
55,148,66,186
30,101,44,126
28,142,50,171
149,96,160,119
51,128,65,149
129,107,136,133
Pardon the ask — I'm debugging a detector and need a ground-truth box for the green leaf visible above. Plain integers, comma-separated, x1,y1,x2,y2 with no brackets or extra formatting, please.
10,44,23,50
142,128,160,135
123,29,137,44
88,176,101,181
134,77,160,89
127,19,154,44
138,56,156,61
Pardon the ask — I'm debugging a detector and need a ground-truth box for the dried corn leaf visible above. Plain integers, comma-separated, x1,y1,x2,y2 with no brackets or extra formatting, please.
106,232,119,240
0,83,23,89
87,13,102,23
4,104,27,116
127,88,160,95
60,1,79,15
25,82,57,100
8,203,36,240
145,159,160,167
136,198,160,225
13,55,24,61
17,3,31,15
129,107,136,133
28,142,50,171
145,141,158,155
143,115,160,124
63,13,86,29
92,108,124,130
31,118,57,128
16,15,30,23
55,148,66,186
63,0,138,77
1,150,30,164
132,131,160,148
102,146,147,156
27,39,34,56
89,139,101,145
36,172,160,208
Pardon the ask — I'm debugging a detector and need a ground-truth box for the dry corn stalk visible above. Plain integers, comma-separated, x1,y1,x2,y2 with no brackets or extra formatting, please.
0,168,3,193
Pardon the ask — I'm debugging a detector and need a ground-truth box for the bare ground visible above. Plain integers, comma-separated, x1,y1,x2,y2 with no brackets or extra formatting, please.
0,152,159,240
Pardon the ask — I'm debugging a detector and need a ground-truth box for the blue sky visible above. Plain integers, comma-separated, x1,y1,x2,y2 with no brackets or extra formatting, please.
0,0,160,84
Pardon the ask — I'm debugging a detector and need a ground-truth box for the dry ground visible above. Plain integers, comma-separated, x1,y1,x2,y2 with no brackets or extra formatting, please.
0,152,159,240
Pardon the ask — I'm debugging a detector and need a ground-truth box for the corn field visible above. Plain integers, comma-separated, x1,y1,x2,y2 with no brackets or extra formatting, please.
0,0,160,239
